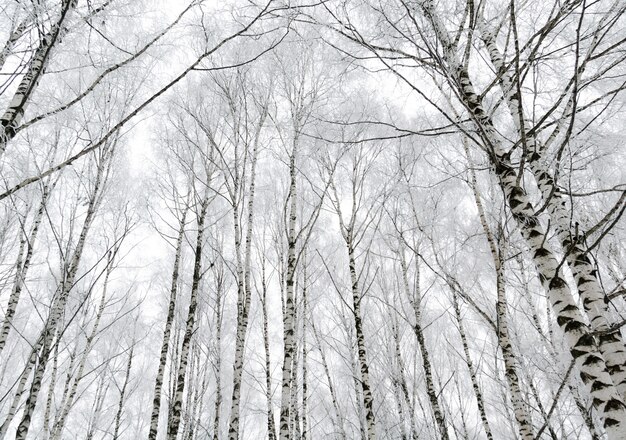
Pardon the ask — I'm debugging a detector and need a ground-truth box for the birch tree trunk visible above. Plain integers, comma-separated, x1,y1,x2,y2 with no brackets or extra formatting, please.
311,319,346,440
212,260,225,440
0,0,77,156
49,252,116,440
301,260,309,440
113,342,135,440
398,247,449,440
279,142,299,440
390,313,419,440
166,193,209,440
0,17,30,72
10,144,112,440
477,17,626,399
260,258,277,440
148,202,189,440
0,183,52,354
465,141,534,439
227,134,260,440
450,292,493,440
224,80,270,438
418,3,626,436
346,236,377,440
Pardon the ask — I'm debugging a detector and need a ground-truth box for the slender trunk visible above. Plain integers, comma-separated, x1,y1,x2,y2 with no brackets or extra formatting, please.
301,268,308,440
420,4,626,435
180,342,197,440
527,376,558,440
85,369,109,440
50,255,115,440
213,263,224,440
148,204,189,440
495,260,535,439
451,292,494,440
465,144,534,439
390,317,418,440
228,128,261,439
392,375,408,440
13,148,109,440
166,195,209,440
398,249,449,440
311,320,346,440
42,338,59,440
280,146,299,440
113,343,135,440
346,238,376,440
261,260,277,440
0,184,51,354
347,323,368,440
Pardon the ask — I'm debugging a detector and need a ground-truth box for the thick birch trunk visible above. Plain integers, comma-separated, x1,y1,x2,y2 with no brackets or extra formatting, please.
148,204,189,440
418,3,626,436
0,18,30,71
0,0,77,156
478,20,626,399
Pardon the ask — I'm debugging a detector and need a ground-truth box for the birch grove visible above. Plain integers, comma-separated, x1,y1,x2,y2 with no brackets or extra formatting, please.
1,0,625,439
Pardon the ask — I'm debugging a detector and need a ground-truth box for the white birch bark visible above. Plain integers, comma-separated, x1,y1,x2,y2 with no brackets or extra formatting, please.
212,261,225,440
0,183,50,354
279,142,299,440
450,292,494,440
166,193,209,440
398,247,449,440
85,368,110,440
0,17,30,71
0,0,77,156
49,253,116,440
465,142,534,439
227,97,266,440
478,17,626,399
301,259,309,440
148,202,189,440
389,314,419,440
346,236,377,440
311,319,346,440
11,145,111,440
260,259,277,440
113,342,135,440
418,3,626,436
